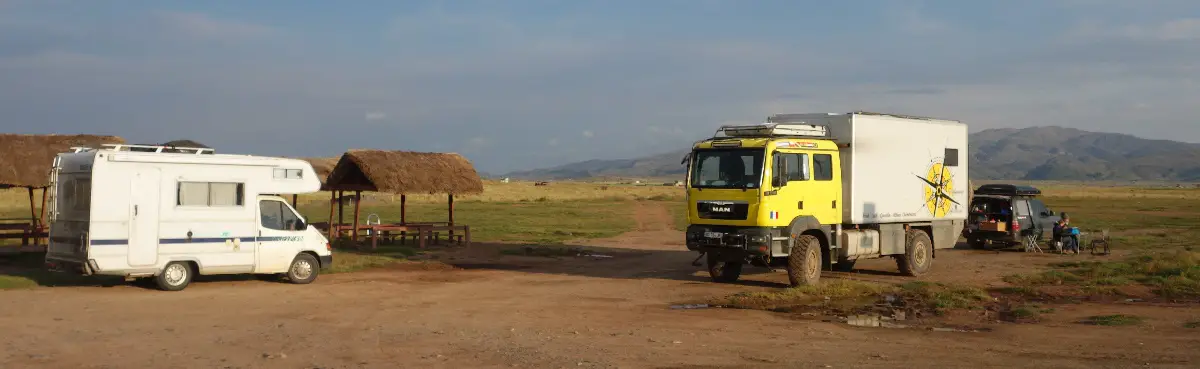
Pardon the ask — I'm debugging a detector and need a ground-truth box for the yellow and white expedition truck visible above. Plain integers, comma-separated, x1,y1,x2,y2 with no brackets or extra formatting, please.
683,112,968,286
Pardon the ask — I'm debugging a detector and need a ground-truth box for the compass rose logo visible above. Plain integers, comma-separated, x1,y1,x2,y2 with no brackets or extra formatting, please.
916,160,959,218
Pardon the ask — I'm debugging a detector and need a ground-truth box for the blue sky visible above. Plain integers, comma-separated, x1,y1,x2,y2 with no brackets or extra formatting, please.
1,0,1198,173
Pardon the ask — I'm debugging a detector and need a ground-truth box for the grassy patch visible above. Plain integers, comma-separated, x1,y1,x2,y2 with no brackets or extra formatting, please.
712,280,989,316
897,282,992,313
298,200,637,244
326,246,418,274
1004,305,1043,323
1184,320,1200,329
1080,314,1144,326
666,201,688,232
0,275,38,290
1003,251,1200,300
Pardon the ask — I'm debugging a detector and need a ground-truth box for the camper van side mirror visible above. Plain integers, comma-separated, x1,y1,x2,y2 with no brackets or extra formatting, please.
295,220,307,231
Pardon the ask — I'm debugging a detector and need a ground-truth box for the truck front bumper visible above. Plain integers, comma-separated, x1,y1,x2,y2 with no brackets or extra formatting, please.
685,225,775,253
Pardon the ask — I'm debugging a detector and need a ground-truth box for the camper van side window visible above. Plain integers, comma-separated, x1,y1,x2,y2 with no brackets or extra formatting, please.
273,168,303,180
177,181,245,207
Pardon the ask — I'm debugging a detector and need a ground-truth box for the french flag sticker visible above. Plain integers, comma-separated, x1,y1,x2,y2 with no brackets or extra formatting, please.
769,211,778,220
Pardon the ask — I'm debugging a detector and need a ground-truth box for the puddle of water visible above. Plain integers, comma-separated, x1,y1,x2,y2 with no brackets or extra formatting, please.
844,315,908,329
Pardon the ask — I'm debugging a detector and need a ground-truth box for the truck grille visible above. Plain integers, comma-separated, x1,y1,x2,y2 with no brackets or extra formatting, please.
696,201,750,220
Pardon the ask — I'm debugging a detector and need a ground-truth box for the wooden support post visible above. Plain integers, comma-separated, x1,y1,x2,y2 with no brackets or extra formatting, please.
39,187,48,226
352,191,362,243
291,194,298,208
27,187,36,223
447,194,455,243
38,187,48,245
337,190,345,236
400,194,407,224
327,191,336,238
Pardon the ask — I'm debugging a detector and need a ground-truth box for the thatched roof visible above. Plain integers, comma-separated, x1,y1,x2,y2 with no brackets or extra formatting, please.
325,150,484,195
0,134,126,188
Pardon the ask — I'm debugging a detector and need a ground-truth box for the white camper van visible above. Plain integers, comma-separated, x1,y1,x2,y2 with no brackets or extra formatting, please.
44,144,333,291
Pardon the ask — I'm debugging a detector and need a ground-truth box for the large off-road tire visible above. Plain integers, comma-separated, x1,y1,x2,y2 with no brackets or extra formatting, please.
286,253,320,284
787,235,822,286
896,229,933,276
155,261,193,291
833,258,856,272
706,254,743,283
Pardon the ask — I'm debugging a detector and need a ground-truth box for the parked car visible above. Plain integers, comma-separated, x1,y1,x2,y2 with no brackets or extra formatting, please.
963,184,1061,249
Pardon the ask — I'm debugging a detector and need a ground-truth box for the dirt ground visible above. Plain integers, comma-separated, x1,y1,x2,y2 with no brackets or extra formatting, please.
2,202,1198,369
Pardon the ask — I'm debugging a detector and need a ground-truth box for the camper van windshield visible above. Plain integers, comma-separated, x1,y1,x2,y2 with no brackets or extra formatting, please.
690,149,764,189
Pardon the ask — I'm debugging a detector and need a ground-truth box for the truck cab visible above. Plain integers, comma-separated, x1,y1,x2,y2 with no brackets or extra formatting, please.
684,123,845,283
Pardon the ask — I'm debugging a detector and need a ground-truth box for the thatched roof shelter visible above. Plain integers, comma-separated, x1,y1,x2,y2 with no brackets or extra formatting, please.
0,134,125,188
321,150,483,245
325,150,484,195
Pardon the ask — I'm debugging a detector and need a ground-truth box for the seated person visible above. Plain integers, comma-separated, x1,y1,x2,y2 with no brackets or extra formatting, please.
1053,216,1080,254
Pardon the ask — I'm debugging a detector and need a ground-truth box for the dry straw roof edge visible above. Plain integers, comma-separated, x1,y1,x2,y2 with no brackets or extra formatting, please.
325,149,484,195
0,134,126,188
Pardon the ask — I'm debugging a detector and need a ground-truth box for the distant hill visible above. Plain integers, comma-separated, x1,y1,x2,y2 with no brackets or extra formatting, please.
504,127,1200,181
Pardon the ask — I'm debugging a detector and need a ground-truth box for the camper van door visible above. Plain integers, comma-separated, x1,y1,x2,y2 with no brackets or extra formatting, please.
256,197,307,273
129,168,162,267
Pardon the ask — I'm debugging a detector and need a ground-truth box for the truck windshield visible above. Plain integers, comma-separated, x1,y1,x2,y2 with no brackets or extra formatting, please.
690,149,764,189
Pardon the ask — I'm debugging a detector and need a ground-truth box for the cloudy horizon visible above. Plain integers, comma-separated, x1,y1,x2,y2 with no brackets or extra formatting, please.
1,0,1197,173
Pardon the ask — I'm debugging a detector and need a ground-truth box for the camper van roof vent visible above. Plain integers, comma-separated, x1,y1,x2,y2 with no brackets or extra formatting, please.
100,144,214,155
713,123,828,139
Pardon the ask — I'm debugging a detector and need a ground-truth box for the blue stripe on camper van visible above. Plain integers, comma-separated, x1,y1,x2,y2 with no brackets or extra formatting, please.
88,236,304,246
90,239,129,246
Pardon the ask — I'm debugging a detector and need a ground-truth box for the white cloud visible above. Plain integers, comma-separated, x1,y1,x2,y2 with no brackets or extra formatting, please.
581,130,594,138
155,11,279,41
547,138,559,146
1069,17,1200,41
364,112,387,122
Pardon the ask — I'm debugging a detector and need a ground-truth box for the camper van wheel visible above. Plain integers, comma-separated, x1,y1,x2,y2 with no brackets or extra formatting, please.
155,261,193,291
287,254,319,284
896,229,933,276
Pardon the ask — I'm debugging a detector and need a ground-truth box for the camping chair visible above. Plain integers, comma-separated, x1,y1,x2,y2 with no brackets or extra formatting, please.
1023,232,1043,253
1087,229,1111,256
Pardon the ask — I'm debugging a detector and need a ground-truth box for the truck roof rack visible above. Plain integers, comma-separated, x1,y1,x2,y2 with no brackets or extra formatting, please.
100,144,214,155
713,123,829,139
975,184,1042,197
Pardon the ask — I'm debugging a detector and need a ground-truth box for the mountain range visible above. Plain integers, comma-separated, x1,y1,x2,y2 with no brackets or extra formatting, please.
503,127,1200,181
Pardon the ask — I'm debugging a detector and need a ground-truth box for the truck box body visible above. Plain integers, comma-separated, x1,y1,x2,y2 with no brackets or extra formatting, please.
769,112,969,225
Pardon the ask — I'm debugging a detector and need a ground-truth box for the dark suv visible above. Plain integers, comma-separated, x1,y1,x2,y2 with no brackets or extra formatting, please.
963,184,1061,249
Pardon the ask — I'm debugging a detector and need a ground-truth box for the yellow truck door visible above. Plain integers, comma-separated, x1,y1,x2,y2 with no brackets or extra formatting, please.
807,151,842,225
767,150,808,227
767,148,843,227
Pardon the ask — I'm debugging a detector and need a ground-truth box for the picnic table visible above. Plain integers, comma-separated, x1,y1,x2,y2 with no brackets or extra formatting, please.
0,219,48,246
313,221,470,249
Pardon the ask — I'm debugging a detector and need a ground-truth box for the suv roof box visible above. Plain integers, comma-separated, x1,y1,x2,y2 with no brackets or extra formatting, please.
975,184,1041,196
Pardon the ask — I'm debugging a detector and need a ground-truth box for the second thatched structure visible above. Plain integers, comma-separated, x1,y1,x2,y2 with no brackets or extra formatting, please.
0,133,125,246
322,150,483,247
